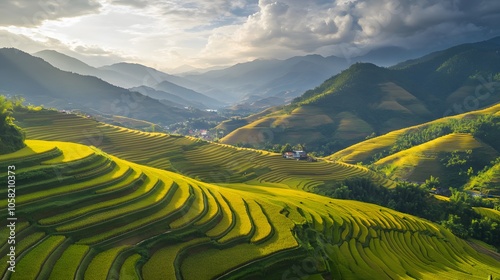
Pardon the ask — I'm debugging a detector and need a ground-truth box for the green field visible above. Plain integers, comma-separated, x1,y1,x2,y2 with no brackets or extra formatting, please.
13,109,393,190
468,161,500,194
220,105,377,148
329,103,500,164
374,133,498,182
1,139,499,279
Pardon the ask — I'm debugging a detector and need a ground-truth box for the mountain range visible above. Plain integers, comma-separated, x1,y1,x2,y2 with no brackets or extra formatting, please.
33,50,224,109
220,36,500,153
34,47,416,113
0,48,208,125
33,50,353,110
4,37,500,146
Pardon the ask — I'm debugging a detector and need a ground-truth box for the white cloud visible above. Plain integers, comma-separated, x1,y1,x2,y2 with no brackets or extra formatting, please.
1,0,500,69
0,0,101,27
0,29,126,67
199,0,500,64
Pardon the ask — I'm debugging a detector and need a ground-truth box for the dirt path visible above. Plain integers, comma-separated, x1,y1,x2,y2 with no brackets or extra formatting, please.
467,240,500,262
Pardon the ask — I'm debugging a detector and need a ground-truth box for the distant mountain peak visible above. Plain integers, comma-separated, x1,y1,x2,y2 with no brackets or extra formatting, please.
33,49,96,75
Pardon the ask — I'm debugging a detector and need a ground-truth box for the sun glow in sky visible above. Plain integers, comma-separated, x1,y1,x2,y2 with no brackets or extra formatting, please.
1,0,499,71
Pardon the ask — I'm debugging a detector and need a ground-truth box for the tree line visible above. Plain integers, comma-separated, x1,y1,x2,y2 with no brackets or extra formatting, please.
0,96,25,154
316,177,500,250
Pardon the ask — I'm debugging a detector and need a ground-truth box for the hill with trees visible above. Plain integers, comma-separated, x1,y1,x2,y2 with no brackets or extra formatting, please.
0,96,24,154
319,103,500,249
329,103,500,192
220,37,500,154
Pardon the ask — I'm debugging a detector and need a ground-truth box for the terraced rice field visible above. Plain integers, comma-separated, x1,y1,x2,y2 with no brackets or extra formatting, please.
468,162,500,195
473,207,500,222
328,129,407,164
374,133,499,181
329,103,500,164
1,140,499,279
14,110,394,189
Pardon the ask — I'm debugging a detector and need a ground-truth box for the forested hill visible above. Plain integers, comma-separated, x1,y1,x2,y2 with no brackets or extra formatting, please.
0,96,24,154
220,36,500,154
294,36,500,112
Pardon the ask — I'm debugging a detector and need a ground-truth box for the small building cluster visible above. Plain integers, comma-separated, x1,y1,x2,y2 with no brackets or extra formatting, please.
282,150,308,160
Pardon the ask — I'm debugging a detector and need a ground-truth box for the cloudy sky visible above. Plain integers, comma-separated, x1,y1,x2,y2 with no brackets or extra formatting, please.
1,0,499,71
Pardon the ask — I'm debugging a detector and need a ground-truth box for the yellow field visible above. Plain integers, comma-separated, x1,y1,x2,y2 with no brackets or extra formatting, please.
1,113,499,279
374,133,498,181
13,109,392,190
330,103,500,164
473,207,500,221
0,139,59,161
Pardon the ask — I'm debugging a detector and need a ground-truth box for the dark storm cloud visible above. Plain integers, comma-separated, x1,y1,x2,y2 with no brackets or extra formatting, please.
0,0,101,27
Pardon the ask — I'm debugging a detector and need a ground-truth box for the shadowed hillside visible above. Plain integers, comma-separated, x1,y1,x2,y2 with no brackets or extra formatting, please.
0,49,208,125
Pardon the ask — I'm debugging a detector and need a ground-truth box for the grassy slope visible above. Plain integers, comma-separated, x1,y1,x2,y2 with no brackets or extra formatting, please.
222,105,377,146
468,162,500,194
93,114,164,132
374,133,498,182
330,103,500,164
14,109,393,190
215,106,283,135
0,140,499,279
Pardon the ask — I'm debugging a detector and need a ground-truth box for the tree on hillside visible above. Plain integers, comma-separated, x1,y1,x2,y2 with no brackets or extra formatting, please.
421,176,440,190
293,143,307,152
280,143,293,154
391,182,431,215
0,96,25,154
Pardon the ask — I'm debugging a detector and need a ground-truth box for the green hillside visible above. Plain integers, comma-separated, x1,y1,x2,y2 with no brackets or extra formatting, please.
374,133,498,184
1,139,499,279
468,159,500,196
0,97,25,154
220,37,500,153
329,103,500,163
329,103,500,190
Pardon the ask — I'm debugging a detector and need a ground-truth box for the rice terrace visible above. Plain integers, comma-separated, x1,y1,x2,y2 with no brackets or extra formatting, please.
2,2,500,279
0,101,499,279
